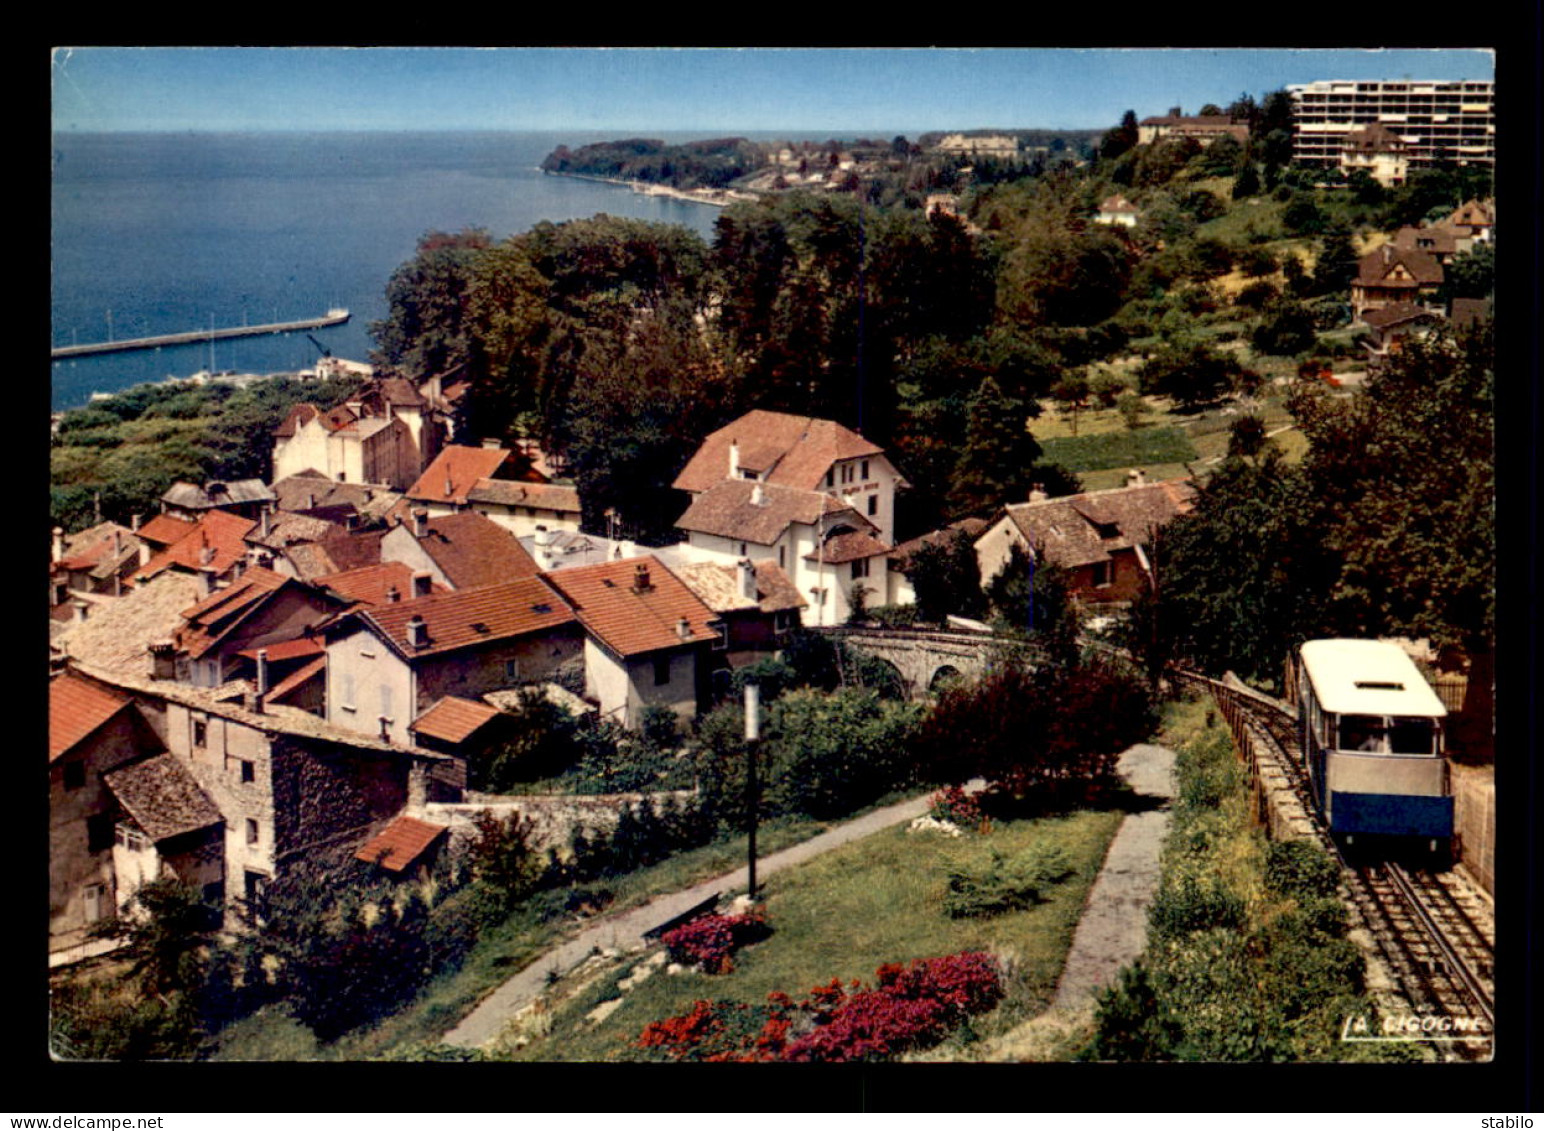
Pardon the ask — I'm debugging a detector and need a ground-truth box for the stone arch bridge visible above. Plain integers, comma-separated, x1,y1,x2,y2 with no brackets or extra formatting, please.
815,625,1042,701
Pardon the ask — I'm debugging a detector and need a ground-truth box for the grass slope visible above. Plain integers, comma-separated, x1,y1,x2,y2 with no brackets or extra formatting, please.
500,805,1125,1062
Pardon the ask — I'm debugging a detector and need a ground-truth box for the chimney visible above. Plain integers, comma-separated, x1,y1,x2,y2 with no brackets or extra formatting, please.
738,558,757,601
149,639,176,680
750,482,766,507
481,438,502,450
676,617,692,640
406,615,428,649
72,599,89,624
412,509,430,538
306,493,317,510
728,438,739,478
633,562,652,593
412,571,433,599
1029,483,1048,503
197,565,217,598
260,506,272,538
255,649,269,711
385,584,401,604
1126,468,1147,488
130,513,142,532
52,527,64,564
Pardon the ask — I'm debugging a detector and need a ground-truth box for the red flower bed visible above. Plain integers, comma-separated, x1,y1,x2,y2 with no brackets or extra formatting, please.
636,951,1003,1063
661,910,769,974
928,786,984,829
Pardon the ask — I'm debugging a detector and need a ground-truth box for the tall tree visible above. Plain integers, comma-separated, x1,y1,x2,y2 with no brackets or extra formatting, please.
950,377,1044,517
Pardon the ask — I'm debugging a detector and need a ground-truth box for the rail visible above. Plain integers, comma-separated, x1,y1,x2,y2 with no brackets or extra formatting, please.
1184,668,1495,1058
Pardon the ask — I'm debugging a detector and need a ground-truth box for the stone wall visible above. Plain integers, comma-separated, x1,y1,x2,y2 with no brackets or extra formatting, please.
1450,764,1495,895
427,788,699,855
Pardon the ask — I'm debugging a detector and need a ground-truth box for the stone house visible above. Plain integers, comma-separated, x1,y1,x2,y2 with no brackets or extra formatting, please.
72,662,452,927
132,510,258,590
49,671,164,955
1136,113,1248,147
974,474,1197,606
322,577,583,746
539,556,722,729
50,522,143,606
102,753,225,919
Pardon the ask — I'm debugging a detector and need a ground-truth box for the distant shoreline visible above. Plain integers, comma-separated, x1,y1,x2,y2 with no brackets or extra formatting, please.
540,168,756,209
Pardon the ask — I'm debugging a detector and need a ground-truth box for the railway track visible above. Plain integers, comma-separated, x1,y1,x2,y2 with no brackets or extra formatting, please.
1181,670,1495,1060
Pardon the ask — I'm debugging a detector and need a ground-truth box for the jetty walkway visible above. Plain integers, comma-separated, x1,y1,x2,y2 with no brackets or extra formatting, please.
51,309,350,360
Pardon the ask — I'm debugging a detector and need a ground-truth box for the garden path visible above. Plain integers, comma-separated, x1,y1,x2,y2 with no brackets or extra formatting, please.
1050,742,1177,1009
441,787,967,1049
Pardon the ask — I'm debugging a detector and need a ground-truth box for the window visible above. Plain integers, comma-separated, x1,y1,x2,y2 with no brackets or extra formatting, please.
87,813,115,854
192,715,208,747
379,684,392,718
739,542,747,556
246,819,260,846
115,824,148,853
62,760,86,791
851,559,869,580
867,494,878,517
861,460,869,480
1091,561,1113,588
778,546,786,569
810,587,827,606
339,672,356,711
653,657,671,686
713,624,729,651
775,610,795,634
504,658,521,681
244,870,268,906
240,760,255,783
825,468,834,488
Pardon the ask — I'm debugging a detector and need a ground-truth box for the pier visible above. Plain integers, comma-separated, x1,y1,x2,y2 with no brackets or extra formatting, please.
52,308,350,360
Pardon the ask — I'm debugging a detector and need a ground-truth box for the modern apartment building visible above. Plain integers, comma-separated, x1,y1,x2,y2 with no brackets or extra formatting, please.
1286,80,1495,169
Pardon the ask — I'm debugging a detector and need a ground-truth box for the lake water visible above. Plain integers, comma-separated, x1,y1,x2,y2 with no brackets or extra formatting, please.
49,130,729,411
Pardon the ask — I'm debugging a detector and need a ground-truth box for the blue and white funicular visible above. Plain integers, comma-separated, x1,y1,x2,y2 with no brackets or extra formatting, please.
1297,638,1452,845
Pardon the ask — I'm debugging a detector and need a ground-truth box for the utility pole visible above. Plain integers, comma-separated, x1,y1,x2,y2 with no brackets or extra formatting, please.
744,680,761,901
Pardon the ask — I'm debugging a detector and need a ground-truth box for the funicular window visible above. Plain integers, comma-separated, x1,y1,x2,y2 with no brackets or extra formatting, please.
1338,714,1438,755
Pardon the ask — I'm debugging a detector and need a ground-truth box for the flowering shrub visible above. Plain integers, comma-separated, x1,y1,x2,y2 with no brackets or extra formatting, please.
928,786,984,829
636,951,1003,1063
661,910,770,974
907,815,963,838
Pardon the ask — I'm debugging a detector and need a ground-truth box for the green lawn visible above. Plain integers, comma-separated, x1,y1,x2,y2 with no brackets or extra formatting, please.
499,805,1126,1062
207,808,908,1061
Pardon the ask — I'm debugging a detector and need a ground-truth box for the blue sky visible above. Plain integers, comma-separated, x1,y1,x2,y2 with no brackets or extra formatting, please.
51,47,1495,135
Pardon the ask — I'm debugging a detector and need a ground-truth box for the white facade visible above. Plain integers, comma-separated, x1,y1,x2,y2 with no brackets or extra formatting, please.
325,624,417,746
583,638,699,729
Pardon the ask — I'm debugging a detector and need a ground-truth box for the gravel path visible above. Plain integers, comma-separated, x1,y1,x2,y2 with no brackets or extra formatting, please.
441,789,945,1049
1051,742,1177,1009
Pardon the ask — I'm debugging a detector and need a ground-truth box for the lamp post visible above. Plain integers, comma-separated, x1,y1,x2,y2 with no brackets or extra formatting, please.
744,680,761,901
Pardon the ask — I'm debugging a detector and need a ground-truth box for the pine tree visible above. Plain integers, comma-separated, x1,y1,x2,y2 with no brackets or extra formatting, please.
949,377,1043,516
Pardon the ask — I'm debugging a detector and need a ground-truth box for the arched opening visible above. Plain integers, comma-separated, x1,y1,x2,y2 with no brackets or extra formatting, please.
930,664,965,694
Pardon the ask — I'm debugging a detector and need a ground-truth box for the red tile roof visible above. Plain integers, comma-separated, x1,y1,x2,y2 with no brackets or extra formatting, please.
539,555,721,659
353,576,577,659
392,511,542,589
314,561,448,606
410,695,502,745
355,815,449,872
50,673,133,763
1357,244,1444,288
998,480,1196,570
136,513,197,547
266,656,327,704
236,636,326,663
673,411,886,494
405,445,512,506
175,567,293,660
133,510,257,582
